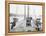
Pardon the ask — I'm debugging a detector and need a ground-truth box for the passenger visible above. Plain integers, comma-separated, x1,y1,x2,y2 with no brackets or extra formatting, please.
11,18,18,29
36,18,42,31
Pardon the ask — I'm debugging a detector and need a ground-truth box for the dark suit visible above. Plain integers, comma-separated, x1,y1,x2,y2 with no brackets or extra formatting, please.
11,22,15,29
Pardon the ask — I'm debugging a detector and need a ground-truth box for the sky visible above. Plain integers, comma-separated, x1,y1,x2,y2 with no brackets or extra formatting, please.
10,4,42,22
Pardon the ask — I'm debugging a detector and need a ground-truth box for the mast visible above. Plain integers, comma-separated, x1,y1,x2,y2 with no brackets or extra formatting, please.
27,5,29,18
24,5,26,19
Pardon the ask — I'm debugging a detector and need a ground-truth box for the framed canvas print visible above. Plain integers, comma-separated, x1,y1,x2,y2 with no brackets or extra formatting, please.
5,1,45,36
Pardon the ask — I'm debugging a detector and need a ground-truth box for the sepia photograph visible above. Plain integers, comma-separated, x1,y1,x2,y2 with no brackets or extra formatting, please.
10,4,42,32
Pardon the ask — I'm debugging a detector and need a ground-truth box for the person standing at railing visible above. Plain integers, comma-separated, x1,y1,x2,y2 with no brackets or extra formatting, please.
11,18,18,29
